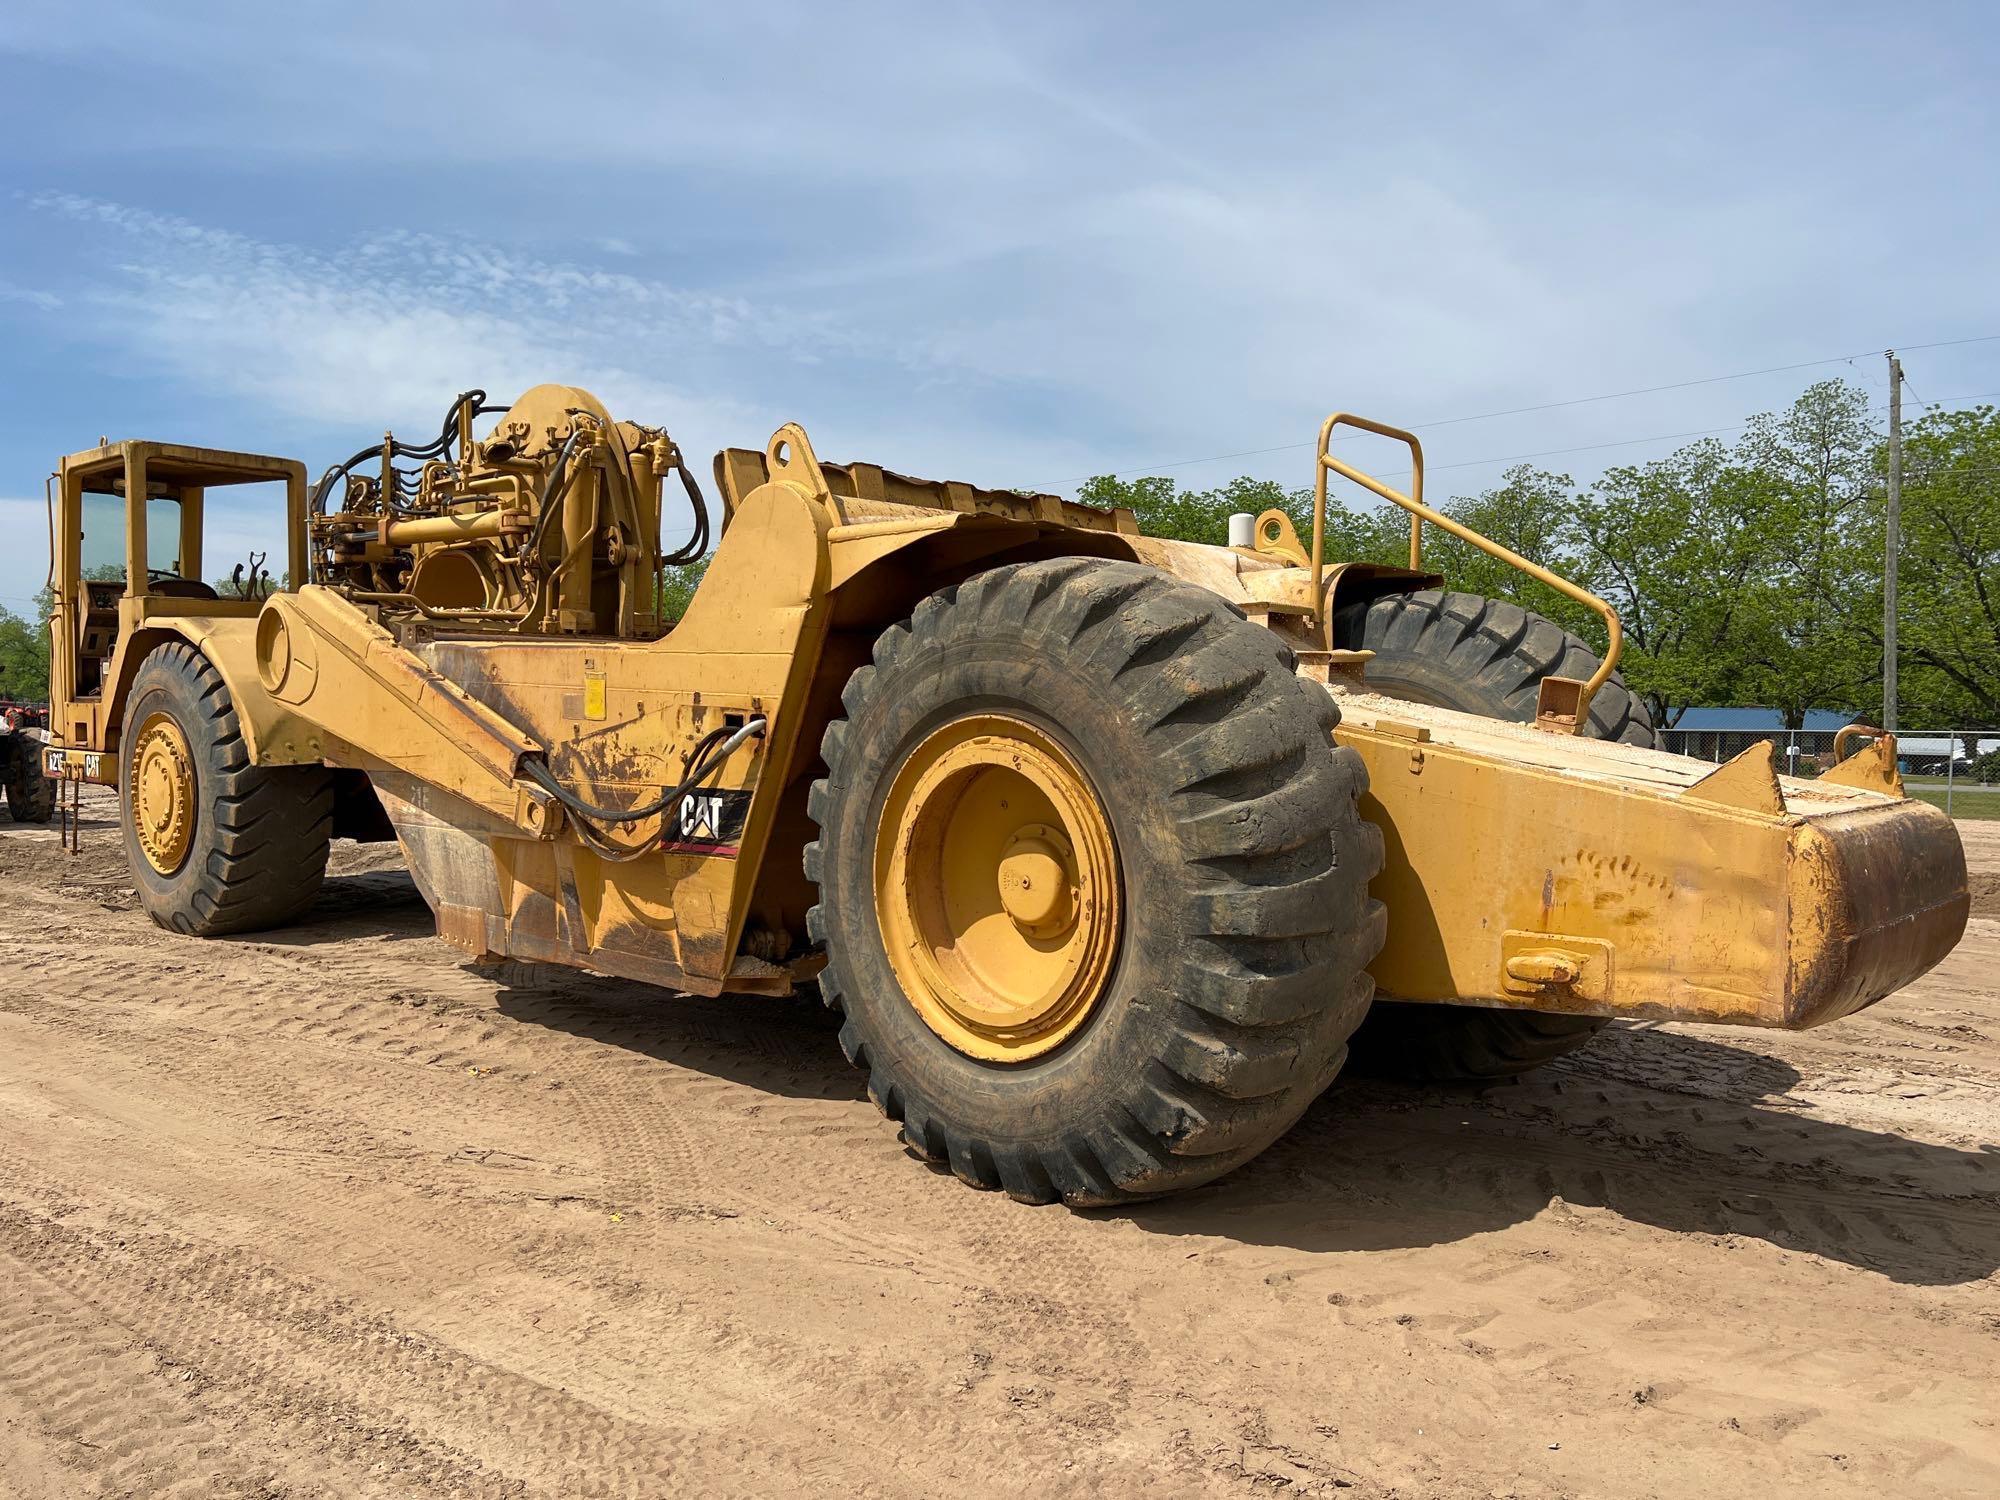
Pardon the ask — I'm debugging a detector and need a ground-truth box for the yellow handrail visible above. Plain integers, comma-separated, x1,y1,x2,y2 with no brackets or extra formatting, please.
1832,723,1881,764
1311,412,1624,728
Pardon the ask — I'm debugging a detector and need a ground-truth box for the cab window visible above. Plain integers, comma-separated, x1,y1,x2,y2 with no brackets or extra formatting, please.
79,493,183,582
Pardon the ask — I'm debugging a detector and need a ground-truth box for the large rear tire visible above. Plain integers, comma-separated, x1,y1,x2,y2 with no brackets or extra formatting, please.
1334,589,1653,1082
807,558,1385,1205
1337,588,1652,746
121,642,334,936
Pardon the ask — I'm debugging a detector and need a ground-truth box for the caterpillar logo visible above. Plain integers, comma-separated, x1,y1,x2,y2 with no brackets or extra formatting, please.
662,787,751,856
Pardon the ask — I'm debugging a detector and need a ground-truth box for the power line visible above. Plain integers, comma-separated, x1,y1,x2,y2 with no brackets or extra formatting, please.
1397,421,1751,478
1066,332,2000,484
1192,388,2000,495
1897,369,1948,415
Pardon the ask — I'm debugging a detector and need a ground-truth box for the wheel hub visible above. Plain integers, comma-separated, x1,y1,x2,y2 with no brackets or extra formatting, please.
997,824,1076,937
874,715,1120,1062
131,711,196,875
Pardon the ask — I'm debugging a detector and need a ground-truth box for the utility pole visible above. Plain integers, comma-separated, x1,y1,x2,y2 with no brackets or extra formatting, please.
1885,350,1903,732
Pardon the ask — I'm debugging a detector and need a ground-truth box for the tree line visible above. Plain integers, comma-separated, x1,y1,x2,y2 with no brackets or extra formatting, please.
1080,380,2000,729
4,379,1996,729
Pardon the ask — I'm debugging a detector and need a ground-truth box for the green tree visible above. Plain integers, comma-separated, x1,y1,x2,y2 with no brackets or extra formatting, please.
1075,473,1204,539
1731,380,1880,727
1075,471,1408,563
1573,439,1776,727
1417,465,1595,640
1068,378,2000,733
1886,403,2000,724
658,558,711,624
0,607,48,702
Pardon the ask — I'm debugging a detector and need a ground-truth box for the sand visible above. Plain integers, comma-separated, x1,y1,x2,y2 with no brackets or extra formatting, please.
1,787,1994,1497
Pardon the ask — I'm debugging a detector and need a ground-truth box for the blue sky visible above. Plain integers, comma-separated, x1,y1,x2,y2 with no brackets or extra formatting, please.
3,1,1998,614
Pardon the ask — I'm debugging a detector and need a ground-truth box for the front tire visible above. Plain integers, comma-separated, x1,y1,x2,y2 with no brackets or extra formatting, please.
1334,589,1654,1082
121,642,334,936
807,559,1385,1205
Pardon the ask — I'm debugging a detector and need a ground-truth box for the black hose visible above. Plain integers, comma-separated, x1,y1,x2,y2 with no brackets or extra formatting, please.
308,391,708,589
309,389,508,518
522,717,765,826
662,462,711,566
521,428,588,561
308,391,514,579
309,442,387,515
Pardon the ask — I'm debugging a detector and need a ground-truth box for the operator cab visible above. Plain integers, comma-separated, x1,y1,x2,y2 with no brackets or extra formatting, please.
70,490,220,697
50,442,305,763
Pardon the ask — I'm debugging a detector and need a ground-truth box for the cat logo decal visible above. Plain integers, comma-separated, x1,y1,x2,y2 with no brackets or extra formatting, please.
663,787,752,857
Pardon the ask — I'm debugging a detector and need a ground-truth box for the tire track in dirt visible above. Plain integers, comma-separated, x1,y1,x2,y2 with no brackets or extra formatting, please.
1477,1063,2000,1283
0,1204,878,1498
10,818,2000,1498
1,896,1092,1481
1090,1051,2000,1493
0,1249,306,1499
17,895,1992,1486
4,900,998,1284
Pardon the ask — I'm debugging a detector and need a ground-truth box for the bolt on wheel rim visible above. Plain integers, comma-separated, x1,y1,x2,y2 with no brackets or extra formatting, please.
131,711,196,875
873,714,1121,1062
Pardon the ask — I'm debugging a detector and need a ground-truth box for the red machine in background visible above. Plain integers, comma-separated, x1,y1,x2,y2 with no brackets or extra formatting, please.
0,698,52,823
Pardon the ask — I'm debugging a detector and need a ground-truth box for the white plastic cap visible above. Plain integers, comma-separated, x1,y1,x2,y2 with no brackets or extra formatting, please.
1227,512,1256,549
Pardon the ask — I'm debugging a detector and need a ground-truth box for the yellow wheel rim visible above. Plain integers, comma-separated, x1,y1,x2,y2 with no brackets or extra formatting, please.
874,714,1120,1062
130,711,196,876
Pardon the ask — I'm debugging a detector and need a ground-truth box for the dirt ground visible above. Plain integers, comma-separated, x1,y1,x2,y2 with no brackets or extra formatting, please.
1,790,1995,1499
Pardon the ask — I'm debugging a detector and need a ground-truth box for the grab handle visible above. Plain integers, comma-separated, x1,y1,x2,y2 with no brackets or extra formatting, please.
1312,412,1624,733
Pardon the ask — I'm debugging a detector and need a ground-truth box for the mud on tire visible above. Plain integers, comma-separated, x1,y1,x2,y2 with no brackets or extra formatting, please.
121,642,334,936
806,558,1386,1205
1333,588,1655,1082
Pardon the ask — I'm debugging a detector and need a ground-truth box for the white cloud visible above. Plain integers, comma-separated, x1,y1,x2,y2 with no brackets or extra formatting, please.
8,3,1997,520
0,280,60,311
28,193,806,445
11,191,1124,499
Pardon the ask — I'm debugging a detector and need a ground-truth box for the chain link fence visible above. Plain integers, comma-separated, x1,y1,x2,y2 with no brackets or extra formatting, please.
1656,726,2000,819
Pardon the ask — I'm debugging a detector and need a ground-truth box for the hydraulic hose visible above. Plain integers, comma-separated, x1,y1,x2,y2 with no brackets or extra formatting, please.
520,428,589,562
662,462,711,566
309,389,507,518
521,717,767,860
